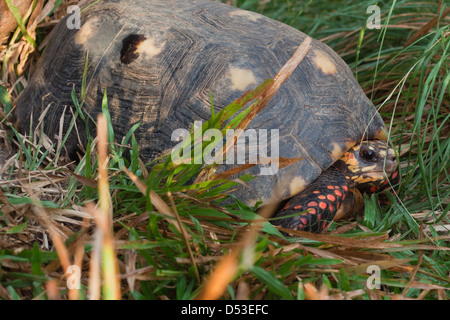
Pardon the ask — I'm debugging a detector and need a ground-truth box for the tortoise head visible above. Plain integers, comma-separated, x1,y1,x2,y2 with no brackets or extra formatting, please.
333,140,397,189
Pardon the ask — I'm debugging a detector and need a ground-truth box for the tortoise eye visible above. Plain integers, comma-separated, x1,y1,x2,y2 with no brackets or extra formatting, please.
359,145,378,162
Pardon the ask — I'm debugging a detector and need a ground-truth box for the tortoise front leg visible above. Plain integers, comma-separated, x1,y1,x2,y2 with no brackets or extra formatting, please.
273,166,350,234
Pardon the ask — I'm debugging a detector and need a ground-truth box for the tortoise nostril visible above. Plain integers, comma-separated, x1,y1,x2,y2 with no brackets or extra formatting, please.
384,150,397,164
384,158,397,173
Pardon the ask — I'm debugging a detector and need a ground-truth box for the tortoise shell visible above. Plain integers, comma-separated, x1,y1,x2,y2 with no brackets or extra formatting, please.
15,0,387,206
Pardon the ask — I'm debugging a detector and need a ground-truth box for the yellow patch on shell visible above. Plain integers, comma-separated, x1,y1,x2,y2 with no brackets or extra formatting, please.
373,128,388,141
330,142,344,161
74,18,99,45
330,140,355,161
137,38,166,58
229,67,257,91
311,50,337,75
228,10,261,22
288,176,307,197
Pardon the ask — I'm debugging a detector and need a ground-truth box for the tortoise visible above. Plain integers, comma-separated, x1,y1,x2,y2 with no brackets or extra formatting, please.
14,0,398,233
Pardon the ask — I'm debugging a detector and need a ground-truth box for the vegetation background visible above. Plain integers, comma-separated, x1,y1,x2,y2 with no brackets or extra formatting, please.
0,0,448,300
